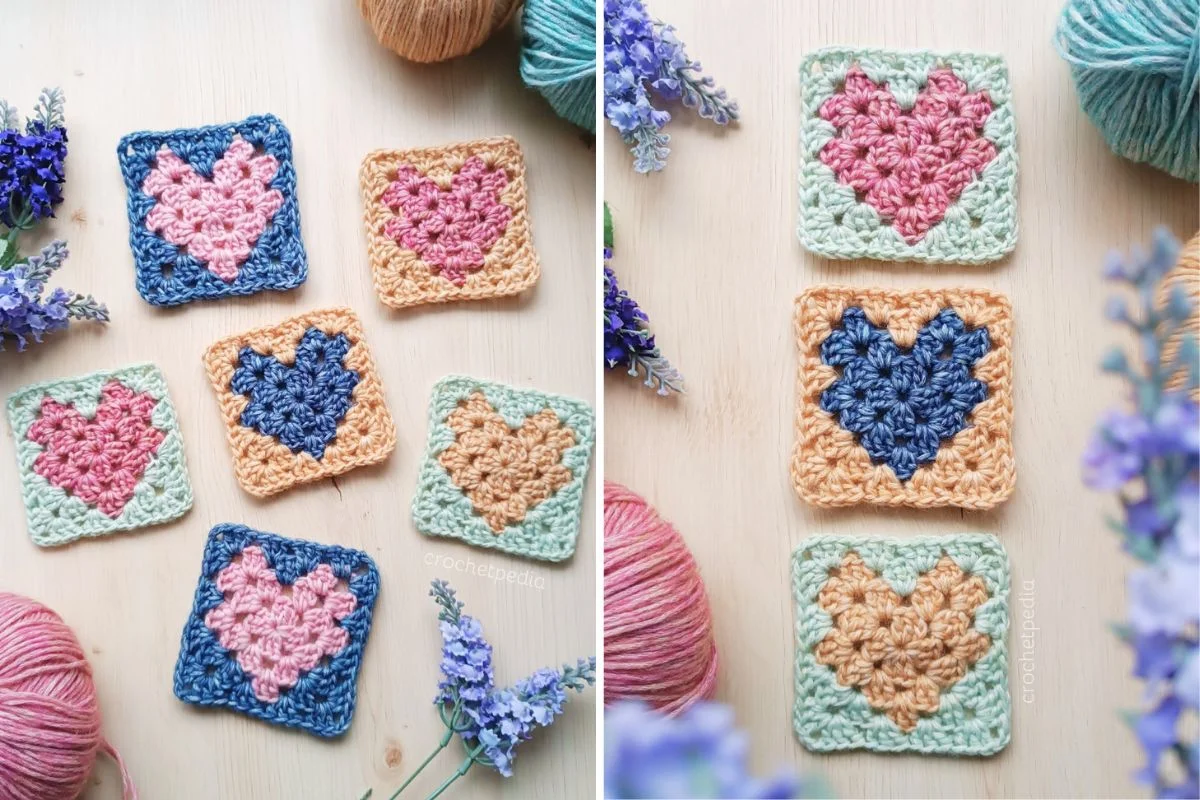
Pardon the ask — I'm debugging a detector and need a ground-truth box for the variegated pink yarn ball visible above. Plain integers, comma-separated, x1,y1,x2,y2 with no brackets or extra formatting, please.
604,481,718,715
0,592,136,800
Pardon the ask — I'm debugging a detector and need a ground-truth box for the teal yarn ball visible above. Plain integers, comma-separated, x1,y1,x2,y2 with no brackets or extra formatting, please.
520,0,596,132
1055,0,1199,183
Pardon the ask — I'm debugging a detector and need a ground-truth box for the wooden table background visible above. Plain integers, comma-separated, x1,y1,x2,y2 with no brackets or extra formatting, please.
0,3,596,798
604,1,1198,798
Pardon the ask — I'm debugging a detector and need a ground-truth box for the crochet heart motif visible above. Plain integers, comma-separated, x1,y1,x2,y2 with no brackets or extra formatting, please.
142,138,284,282
26,380,165,518
815,552,991,731
820,306,989,480
819,67,996,244
439,393,576,533
381,156,512,286
204,545,357,703
231,328,360,460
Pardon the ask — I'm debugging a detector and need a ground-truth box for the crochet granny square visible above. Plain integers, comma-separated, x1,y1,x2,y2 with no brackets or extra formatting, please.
174,524,380,737
797,48,1018,264
359,136,540,309
792,286,1014,509
6,363,193,546
202,307,396,498
412,376,595,562
118,114,307,306
793,535,1011,755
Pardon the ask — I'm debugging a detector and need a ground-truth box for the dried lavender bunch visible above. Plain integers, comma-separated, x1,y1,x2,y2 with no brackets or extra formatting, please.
603,205,683,395
603,0,738,172
1081,228,1198,800
0,88,107,351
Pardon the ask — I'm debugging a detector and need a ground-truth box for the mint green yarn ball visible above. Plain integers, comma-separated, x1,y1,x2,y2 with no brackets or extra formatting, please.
1055,0,1199,183
520,0,596,132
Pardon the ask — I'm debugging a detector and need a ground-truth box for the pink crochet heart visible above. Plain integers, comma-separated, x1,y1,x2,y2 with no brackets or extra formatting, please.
819,67,997,244
204,545,356,703
142,138,284,282
26,381,166,518
381,155,512,286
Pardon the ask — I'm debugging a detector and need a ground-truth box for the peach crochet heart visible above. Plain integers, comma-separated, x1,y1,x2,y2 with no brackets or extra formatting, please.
438,393,576,533
204,545,357,703
142,138,284,282
25,380,165,518
814,552,991,731
819,68,996,244
380,156,512,286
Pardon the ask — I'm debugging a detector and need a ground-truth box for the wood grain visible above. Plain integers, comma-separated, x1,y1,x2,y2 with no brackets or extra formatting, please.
603,1,1198,797
0,3,595,798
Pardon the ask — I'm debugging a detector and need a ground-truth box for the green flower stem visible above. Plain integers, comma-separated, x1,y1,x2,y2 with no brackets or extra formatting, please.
424,745,485,800
387,727,456,800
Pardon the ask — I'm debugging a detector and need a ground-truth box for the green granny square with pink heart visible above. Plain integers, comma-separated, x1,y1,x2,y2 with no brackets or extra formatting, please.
117,114,307,306
6,363,193,546
797,48,1018,265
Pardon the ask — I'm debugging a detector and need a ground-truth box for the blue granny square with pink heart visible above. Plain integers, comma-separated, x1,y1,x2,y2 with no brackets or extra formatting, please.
173,524,379,737
117,114,307,306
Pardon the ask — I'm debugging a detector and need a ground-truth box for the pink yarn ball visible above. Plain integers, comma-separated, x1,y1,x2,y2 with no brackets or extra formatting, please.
0,592,136,800
604,481,719,715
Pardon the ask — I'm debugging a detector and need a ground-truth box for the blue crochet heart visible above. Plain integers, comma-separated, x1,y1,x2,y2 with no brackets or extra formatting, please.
231,328,360,460
819,307,990,480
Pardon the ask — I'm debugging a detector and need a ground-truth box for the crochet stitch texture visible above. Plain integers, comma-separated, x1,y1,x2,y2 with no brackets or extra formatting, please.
6,363,193,546
793,286,1014,509
793,534,1011,755
174,524,379,737
203,307,396,498
118,114,307,305
797,48,1018,264
412,376,595,562
360,137,540,308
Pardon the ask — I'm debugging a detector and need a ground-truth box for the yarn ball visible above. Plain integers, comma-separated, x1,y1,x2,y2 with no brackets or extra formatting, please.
0,592,136,800
356,0,522,63
1055,0,1199,183
520,0,597,131
604,481,718,715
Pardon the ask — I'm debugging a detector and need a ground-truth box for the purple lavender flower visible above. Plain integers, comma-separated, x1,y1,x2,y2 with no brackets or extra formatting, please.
0,89,68,228
604,0,738,172
0,241,107,351
1085,229,1199,799
1082,410,1150,489
605,701,803,799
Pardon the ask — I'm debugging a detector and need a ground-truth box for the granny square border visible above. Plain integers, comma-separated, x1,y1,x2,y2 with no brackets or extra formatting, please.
173,524,380,738
117,113,307,306
797,47,1018,264
412,375,595,562
359,136,540,309
792,286,1015,510
793,534,1011,756
202,307,397,498
6,362,193,546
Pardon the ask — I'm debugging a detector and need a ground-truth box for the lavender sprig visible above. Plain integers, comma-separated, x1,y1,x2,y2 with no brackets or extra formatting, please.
1082,227,1199,800
0,88,107,350
604,0,738,173
364,581,595,799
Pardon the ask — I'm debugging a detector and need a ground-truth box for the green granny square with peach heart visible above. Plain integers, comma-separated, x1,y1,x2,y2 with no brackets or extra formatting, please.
793,534,1011,755
412,376,595,562
6,363,193,546
797,48,1018,264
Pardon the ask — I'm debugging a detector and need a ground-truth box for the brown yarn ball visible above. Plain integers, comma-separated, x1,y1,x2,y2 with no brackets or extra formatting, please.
356,0,523,63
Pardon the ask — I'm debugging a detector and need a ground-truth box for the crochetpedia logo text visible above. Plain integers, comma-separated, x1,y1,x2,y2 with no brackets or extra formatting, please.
424,552,546,590
1017,579,1036,704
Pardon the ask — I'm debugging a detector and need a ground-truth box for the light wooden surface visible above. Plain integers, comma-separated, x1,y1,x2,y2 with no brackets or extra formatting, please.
604,2,1198,798
0,3,595,799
